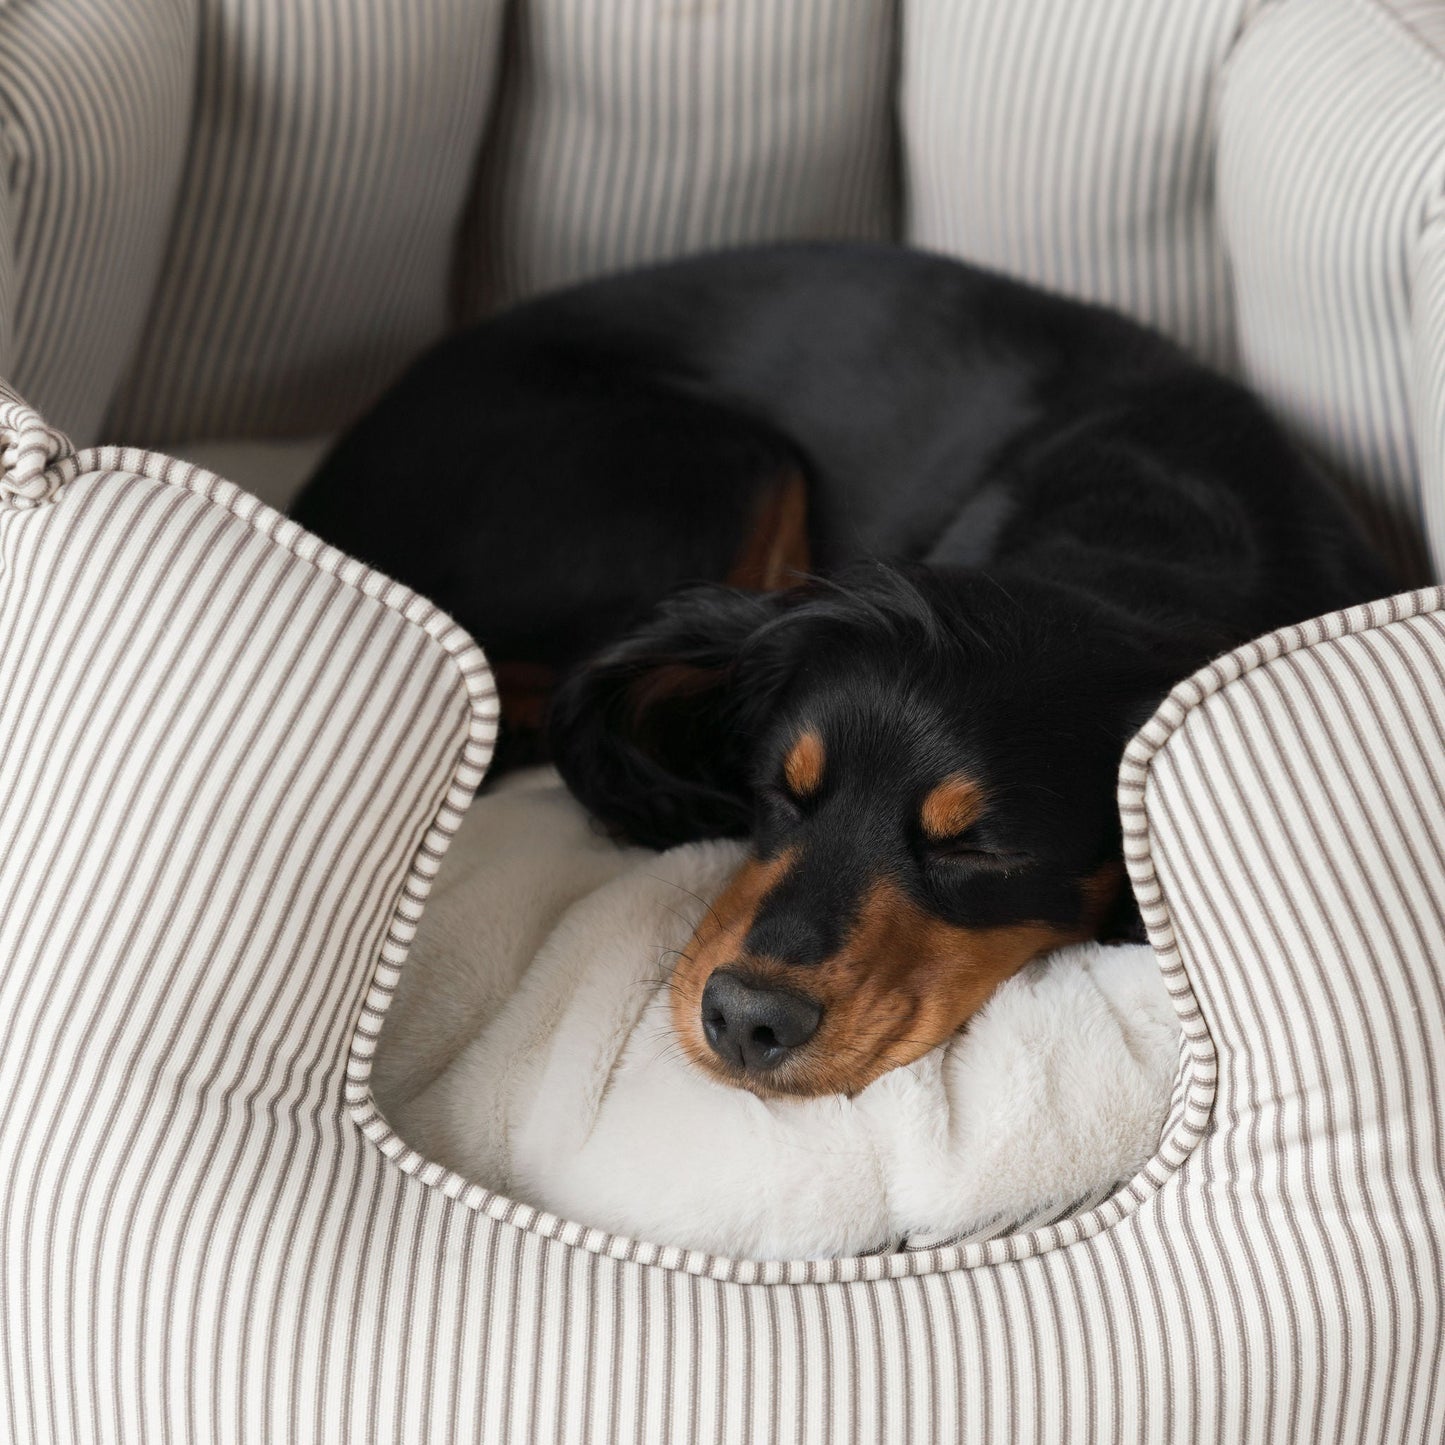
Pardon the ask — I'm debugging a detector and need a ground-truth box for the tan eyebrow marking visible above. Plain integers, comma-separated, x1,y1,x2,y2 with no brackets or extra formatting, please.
783,730,825,798
920,775,984,840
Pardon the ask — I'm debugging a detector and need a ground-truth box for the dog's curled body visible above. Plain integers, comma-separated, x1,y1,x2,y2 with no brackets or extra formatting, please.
294,244,1390,1098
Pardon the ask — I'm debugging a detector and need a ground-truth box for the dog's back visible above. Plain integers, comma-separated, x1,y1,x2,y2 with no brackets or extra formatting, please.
292,244,1395,1094
294,244,1389,678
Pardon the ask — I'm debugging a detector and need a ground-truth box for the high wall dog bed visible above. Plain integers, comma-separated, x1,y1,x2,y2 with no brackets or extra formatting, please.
3,1,1445,1441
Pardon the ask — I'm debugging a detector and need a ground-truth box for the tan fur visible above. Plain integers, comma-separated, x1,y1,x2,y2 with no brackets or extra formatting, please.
783,731,825,798
919,775,984,840
726,467,810,592
671,853,1125,1098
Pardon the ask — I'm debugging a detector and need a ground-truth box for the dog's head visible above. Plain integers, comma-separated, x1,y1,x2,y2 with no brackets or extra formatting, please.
550,564,1175,1098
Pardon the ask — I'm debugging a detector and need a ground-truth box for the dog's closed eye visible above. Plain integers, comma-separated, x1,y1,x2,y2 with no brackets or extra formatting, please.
923,828,1030,869
918,778,1030,868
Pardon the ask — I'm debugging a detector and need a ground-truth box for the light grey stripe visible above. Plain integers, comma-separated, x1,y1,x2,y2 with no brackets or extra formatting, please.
0,486,232,1352
5,476,215,1445
260,713,462,1445
0,161,12,381
1301,626,1445,1437
130,595,390,1433
1151,744,1304,1442
1132,595,1445,1433
0,433,502,1439
1257,657,1421,1436
65,523,298,1444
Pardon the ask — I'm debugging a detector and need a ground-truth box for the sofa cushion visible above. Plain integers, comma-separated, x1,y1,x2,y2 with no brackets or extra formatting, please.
901,0,1250,371
460,0,899,316
102,0,507,448
0,0,193,443
1218,0,1445,584
0,396,499,1441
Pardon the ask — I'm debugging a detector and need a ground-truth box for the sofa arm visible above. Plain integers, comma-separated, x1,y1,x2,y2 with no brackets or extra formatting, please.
1118,587,1445,1410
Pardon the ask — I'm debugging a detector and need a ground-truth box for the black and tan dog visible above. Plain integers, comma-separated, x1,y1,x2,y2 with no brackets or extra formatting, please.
292,244,1389,1100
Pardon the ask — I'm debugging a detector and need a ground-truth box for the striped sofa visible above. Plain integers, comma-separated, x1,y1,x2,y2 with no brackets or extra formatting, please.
1,2,1444,1441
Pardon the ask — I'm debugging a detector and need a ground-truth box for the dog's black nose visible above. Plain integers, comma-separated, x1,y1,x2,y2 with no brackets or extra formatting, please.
700,970,823,1073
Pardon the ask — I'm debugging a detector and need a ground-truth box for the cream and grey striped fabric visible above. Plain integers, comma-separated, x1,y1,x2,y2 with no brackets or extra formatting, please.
457,0,899,318
1218,0,1445,586
0,0,193,444
901,0,1254,373
0,7,1443,1444
100,0,508,446
4,402,1445,1442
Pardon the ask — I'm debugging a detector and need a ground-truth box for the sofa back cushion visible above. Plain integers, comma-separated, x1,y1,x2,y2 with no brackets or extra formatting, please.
1217,0,1445,584
1,0,1442,586
456,0,900,317
0,0,194,444
900,0,1250,373
101,0,508,447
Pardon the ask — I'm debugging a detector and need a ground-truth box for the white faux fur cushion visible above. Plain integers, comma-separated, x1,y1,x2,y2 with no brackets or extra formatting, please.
379,771,1180,1259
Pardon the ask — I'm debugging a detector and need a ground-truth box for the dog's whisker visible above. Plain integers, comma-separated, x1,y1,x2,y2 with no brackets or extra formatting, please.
653,945,699,977
650,897,705,936
638,1036,696,1073
645,875,731,938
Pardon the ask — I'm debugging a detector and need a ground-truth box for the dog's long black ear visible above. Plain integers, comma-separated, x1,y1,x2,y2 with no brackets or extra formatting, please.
548,583,796,848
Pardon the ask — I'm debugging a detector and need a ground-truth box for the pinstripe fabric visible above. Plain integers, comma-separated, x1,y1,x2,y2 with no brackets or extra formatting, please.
102,1,507,447
901,0,1249,371
0,0,193,444
4,402,1443,1440
457,0,898,318
0,421,500,1443
0,2,1443,1437
1416,210,1445,591
1117,590,1445,1444
1218,0,1445,585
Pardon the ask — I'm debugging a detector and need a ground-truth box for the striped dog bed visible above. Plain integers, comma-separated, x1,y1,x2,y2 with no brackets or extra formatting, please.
2,1,1444,1440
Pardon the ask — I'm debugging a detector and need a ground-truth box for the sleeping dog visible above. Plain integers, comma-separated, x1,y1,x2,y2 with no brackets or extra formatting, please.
291,244,1390,1101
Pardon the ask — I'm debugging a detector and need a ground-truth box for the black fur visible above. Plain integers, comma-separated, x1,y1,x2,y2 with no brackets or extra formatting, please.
293,243,1392,943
